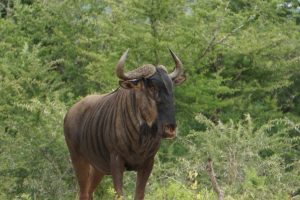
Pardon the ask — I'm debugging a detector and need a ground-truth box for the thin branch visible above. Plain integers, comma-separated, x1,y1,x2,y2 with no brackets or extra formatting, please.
206,158,224,200
198,14,256,62
198,33,217,60
198,20,221,61
215,22,247,46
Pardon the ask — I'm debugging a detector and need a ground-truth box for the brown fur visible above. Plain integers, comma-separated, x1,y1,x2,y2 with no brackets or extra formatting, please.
64,82,161,200
64,50,186,199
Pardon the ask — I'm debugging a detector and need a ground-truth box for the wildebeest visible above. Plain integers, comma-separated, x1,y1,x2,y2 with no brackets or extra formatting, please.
64,49,186,200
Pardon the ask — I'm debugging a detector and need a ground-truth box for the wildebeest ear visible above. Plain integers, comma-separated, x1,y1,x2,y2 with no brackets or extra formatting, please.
172,73,186,86
119,80,141,90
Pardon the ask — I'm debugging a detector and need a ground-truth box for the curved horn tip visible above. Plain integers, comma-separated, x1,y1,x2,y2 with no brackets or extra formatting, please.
168,48,183,79
168,48,174,56
168,48,180,60
116,48,130,80
122,48,130,58
168,48,173,54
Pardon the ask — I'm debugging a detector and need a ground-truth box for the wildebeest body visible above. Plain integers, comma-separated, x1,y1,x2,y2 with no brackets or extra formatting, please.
65,89,161,174
64,49,186,200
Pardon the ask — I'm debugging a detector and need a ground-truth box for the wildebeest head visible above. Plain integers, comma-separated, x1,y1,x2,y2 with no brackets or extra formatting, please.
116,49,186,139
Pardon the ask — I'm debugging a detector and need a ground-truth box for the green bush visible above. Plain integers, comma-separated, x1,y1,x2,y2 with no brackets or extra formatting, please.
0,0,299,199
173,114,300,200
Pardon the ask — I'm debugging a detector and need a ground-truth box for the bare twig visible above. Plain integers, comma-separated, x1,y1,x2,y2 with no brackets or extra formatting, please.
206,158,224,200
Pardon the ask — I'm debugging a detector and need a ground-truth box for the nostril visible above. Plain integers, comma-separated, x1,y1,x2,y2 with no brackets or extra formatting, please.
163,124,177,139
166,124,176,131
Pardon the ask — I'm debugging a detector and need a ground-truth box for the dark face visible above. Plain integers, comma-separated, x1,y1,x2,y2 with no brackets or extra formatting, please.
116,49,185,139
119,65,185,139
144,68,176,138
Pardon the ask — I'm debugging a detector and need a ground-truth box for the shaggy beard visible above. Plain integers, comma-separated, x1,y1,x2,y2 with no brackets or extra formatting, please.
139,121,162,143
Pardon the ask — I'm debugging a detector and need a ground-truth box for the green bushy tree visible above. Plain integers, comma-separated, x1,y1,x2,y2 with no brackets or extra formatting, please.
1,0,300,199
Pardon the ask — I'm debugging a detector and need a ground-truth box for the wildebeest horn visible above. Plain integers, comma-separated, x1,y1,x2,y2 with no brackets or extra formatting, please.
168,48,183,79
116,49,156,80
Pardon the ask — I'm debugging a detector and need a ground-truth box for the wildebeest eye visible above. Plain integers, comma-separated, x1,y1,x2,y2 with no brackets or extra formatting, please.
149,86,157,93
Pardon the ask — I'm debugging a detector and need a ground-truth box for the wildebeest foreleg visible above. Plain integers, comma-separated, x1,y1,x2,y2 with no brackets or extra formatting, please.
110,153,125,199
69,154,92,200
87,167,104,199
68,148,104,200
134,158,154,200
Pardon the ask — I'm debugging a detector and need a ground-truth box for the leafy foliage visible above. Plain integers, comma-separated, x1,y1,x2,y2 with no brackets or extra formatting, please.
182,114,300,199
0,0,299,199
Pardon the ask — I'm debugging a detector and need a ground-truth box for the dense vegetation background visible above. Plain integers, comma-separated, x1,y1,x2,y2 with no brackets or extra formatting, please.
0,0,299,199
